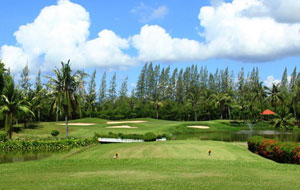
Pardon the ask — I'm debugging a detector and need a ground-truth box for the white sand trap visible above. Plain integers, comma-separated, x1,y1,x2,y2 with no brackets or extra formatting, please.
56,123,96,126
106,120,147,124
187,125,210,129
106,125,137,129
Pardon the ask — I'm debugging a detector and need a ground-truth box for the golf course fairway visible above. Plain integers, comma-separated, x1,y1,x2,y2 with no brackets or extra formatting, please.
1,140,300,190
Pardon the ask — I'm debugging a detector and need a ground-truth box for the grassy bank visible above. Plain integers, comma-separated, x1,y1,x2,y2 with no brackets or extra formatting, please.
1,140,300,190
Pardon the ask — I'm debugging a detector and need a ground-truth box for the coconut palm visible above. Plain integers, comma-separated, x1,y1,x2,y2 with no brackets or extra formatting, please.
151,99,163,120
211,93,231,119
0,60,5,95
253,82,268,113
188,85,201,121
290,80,300,119
273,110,296,130
266,83,283,112
0,81,34,139
32,88,46,122
46,60,82,138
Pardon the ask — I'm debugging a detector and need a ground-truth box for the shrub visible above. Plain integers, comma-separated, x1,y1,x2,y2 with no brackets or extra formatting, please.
51,130,60,137
114,115,125,120
143,132,157,142
248,136,300,164
130,113,137,118
0,137,98,153
0,132,7,142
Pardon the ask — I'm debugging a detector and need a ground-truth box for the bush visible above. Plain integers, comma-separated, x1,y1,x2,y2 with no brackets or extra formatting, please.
248,136,300,164
0,132,7,142
143,132,157,142
0,137,98,153
114,115,125,120
50,130,60,137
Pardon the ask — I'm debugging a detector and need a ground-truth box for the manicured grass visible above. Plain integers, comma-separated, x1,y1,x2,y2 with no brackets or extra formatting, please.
1,140,300,190
13,118,263,139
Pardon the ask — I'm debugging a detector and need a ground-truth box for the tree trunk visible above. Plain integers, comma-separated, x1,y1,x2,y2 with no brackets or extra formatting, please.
38,108,40,122
56,112,58,122
24,120,27,128
194,111,197,122
4,114,9,136
65,114,69,138
220,107,223,119
228,106,231,120
156,110,159,120
9,112,13,139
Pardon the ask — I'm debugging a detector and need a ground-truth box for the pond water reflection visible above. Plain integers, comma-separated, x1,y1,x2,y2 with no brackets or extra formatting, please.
174,130,300,142
0,152,58,164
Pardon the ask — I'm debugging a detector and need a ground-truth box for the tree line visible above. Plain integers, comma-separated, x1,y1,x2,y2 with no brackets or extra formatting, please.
1,59,300,138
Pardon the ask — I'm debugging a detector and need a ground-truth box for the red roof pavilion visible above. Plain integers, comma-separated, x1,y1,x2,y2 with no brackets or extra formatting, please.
261,109,275,115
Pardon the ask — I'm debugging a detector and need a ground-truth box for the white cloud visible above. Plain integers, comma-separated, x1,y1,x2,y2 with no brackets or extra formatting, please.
0,0,133,73
150,5,168,20
131,25,209,62
0,45,32,72
2,0,300,73
264,75,280,88
243,0,300,23
130,82,137,88
198,0,300,61
130,3,168,23
132,0,300,62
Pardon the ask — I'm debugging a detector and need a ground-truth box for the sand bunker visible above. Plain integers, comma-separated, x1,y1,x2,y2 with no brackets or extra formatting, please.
56,123,96,126
106,125,137,129
106,120,147,124
187,125,210,129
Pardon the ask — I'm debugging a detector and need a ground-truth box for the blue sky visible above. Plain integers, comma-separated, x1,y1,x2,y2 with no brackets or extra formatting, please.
1,0,300,90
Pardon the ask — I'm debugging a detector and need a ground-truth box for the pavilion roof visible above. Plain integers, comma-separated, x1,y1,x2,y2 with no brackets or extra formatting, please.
261,109,275,115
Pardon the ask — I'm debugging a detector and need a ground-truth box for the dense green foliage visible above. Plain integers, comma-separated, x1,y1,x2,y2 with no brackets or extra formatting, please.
248,136,300,164
1,141,300,190
0,131,7,142
0,137,97,152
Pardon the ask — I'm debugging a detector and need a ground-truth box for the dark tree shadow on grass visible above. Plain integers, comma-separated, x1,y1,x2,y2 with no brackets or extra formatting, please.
13,124,43,133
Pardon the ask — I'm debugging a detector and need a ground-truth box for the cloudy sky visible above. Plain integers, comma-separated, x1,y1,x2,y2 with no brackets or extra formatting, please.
1,0,300,88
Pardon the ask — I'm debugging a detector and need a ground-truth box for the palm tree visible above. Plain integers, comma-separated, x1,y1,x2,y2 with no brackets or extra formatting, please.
273,110,296,130
253,82,268,113
290,81,300,119
46,60,82,138
0,81,34,139
211,93,231,119
266,83,283,112
188,85,201,121
151,99,163,119
0,60,5,95
32,88,46,122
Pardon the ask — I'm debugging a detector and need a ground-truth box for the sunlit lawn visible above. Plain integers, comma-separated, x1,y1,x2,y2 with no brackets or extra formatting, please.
1,140,300,190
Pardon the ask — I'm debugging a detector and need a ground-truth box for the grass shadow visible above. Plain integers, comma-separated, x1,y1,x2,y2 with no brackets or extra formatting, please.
13,124,43,133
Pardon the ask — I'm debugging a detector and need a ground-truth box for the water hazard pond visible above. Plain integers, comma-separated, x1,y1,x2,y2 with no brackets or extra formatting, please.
174,130,300,142
0,152,60,164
